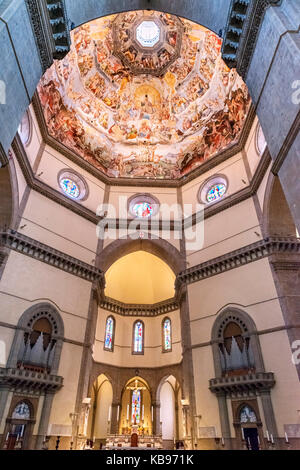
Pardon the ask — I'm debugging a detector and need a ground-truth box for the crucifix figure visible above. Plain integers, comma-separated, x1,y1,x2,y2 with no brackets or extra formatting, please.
126,380,146,425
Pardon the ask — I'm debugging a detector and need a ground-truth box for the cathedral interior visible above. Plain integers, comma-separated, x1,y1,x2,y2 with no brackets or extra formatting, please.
0,0,299,451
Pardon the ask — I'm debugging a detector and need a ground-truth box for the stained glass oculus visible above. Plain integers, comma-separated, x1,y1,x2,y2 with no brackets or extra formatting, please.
133,202,153,218
104,316,114,350
60,178,80,199
134,321,143,353
163,318,171,351
206,183,227,203
136,21,160,47
58,170,88,201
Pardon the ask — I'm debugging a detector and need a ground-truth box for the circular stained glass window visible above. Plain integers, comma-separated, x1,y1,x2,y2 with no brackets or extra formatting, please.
206,183,227,203
58,170,88,201
136,21,160,48
199,175,228,205
133,202,154,218
18,111,31,146
128,194,160,219
60,178,80,199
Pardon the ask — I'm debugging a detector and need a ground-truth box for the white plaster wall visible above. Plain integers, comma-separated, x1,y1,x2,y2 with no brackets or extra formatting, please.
19,190,98,264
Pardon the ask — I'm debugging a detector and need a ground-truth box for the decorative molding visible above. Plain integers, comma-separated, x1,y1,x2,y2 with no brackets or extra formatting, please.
25,0,70,72
11,136,99,225
176,237,300,286
0,367,63,393
32,93,256,188
11,130,271,231
0,228,105,284
270,261,300,272
209,371,275,396
221,0,282,78
0,143,8,168
100,296,179,317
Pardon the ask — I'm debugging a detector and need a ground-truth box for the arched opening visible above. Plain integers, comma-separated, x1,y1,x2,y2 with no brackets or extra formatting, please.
157,375,183,450
87,374,113,449
2,399,35,451
119,377,152,439
264,175,297,237
105,251,176,304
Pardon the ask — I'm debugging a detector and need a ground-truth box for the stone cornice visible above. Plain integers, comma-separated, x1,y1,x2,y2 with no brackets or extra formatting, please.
32,93,256,188
25,0,70,72
0,228,105,284
222,0,282,78
11,136,100,225
100,296,179,317
209,371,275,396
12,132,271,231
176,237,300,286
0,367,63,393
0,143,8,168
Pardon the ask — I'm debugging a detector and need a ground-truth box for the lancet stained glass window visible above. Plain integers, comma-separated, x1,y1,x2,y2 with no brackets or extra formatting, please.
131,389,141,423
104,316,114,350
163,318,171,351
133,321,143,353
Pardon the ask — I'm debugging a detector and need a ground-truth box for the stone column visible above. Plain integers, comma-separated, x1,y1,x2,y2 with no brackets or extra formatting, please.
152,401,160,436
0,386,11,430
260,390,278,447
6,327,25,367
179,287,197,447
35,391,55,450
269,256,300,379
110,402,120,434
216,392,231,448
73,285,99,448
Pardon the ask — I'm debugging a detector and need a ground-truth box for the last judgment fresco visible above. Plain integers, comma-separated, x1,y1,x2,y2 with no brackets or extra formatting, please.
38,11,251,180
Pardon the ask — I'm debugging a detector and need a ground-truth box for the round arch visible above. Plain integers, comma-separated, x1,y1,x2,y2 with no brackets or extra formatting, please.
98,234,185,275
7,302,64,374
211,306,265,377
262,173,297,238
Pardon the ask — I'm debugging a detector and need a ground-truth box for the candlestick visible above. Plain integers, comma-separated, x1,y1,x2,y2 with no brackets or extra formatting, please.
270,434,274,444
221,436,224,446
285,432,289,443
266,430,270,441
247,437,251,450
241,427,245,440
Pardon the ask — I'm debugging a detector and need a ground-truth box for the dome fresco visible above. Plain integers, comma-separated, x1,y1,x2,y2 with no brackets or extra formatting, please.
38,10,251,181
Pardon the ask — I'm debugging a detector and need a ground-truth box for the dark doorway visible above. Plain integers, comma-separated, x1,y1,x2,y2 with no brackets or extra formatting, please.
243,427,259,450
131,433,138,447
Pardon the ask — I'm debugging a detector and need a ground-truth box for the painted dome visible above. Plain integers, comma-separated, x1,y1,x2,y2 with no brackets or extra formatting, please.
38,10,251,181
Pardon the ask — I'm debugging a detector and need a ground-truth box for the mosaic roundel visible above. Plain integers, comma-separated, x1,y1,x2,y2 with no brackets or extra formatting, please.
38,10,251,181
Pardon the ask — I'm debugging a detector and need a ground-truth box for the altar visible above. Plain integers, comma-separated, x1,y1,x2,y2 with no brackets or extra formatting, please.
105,432,162,449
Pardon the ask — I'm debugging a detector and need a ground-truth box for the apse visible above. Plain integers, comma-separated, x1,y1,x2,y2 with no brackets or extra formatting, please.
104,251,176,304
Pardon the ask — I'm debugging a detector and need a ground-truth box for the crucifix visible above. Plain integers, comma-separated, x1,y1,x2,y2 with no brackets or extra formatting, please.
126,380,146,425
